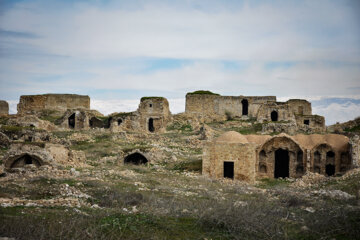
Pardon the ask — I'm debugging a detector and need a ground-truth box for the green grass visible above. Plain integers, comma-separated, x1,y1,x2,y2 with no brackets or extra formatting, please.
226,123,263,135
166,122,193,132
140,96,165,101
256,178,291,189
0,116,9,125
186,90,220,96
172,159,202,173
0,207,232,240
344,125,360,133
0,125,34,133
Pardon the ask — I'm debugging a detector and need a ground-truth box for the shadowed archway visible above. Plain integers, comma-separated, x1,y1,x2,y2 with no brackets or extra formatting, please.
124,152,148,165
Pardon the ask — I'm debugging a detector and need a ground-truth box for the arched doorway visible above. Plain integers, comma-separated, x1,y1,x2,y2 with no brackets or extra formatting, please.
124,152,148,165
10,154,42,168
105,117,112,129
274,149,289,178
148,118,155,132
241,99,248,116
68,113,75,128
326,151,335,176
271,111,278,121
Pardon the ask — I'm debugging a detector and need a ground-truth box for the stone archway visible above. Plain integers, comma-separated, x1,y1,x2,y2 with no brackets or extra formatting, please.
8,154,43,169
124,152,148,165
258,135,303,179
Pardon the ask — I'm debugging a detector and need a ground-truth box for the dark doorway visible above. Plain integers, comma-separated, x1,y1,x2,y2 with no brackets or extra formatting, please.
274,149,289,178
241,99,248,116
271,111,278,121
117,119,123,126
105,117,112,129
223,162,234,179
148,118,155,132
326,151,335,163
68,113,75,128
326,164,335,176
25,155,32,164
304,120,310,125
124,153,148,165
314,151,321,163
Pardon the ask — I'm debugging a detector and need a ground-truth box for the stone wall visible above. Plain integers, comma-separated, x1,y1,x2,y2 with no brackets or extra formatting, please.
17,94,90,114
286,99,312,115
138,97,171,133
0,100,9,116
256,102,295,122
203,142,257,182
185,93,276,122
296,115,325,132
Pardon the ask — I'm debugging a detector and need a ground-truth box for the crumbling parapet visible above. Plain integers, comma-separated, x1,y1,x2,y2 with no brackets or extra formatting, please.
0,100,9,116
17,94,90,115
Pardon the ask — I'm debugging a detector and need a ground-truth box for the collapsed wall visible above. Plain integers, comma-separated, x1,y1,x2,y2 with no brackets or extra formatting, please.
0,100,9,116
109,97,171,133
17,94,90,114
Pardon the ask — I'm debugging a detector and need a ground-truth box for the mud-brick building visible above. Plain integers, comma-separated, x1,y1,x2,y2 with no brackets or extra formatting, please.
203,131,353,182
185,91,325,132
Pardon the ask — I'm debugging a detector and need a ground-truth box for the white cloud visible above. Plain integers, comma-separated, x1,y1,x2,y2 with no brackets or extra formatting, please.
313,102,360,125
91,98,185,116
1,1,359,62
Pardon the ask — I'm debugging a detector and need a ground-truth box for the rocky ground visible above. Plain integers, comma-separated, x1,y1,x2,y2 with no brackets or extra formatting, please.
0,118,360,240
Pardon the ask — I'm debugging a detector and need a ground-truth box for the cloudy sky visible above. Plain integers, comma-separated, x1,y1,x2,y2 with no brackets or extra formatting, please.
0,0,359,124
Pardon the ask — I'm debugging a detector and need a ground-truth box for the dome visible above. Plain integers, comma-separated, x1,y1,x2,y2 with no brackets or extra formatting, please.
215,131,249,143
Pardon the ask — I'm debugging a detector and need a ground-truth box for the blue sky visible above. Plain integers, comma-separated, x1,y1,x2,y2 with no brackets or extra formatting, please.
0,0,360,124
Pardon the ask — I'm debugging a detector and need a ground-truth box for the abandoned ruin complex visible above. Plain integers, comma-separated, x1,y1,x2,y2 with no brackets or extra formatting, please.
0,91,359,182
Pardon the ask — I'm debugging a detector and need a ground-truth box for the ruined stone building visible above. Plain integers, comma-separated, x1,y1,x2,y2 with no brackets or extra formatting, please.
203,131,353,182
0,100,9,116
185,91,325,132
17,94,90,114
107,97,171,133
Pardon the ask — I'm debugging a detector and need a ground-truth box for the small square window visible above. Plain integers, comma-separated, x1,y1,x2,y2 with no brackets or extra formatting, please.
149,104,152,107
304,120,310,125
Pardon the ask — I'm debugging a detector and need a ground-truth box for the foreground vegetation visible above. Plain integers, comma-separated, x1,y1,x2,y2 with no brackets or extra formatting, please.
1,122,360,239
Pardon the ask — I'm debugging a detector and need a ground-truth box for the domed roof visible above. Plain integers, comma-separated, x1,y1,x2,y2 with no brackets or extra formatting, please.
215,131,249,143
